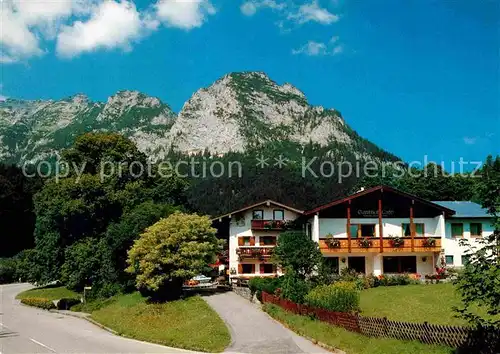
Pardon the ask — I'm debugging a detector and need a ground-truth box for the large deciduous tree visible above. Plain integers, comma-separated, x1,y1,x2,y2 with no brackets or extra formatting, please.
30,133,187,290
126,212,219,300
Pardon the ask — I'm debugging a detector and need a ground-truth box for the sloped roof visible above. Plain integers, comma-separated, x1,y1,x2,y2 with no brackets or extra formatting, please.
304,185,456,215
213,200,304,221
432,201,491,218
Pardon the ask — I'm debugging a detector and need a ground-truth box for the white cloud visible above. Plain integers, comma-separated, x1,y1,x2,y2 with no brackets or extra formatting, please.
56,1,146,58
292,41,327,56
292,37,344,56
241,2,258,16
288,1,339,25
1,0,217,63
156,0,216,30
463,137,477,145
10,0,93,38
240,0,286,16
0,2,43,62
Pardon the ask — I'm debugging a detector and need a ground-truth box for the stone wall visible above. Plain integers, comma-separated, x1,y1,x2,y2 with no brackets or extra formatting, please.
232,286,252,301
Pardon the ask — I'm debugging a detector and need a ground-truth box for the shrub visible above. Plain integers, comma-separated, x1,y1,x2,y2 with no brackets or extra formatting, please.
305,281,360,312
21,297,55,310
281,271,310,304
339,267,359,282
0,258,17,284
378,274,418,286
57,297,81,310
354,274,380,290
248,277,282,301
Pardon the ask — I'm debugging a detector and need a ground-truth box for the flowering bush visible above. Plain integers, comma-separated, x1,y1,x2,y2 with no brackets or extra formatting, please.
305,281,360,312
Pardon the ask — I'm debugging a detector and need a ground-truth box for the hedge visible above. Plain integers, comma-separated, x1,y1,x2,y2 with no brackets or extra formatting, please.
20,297,56,310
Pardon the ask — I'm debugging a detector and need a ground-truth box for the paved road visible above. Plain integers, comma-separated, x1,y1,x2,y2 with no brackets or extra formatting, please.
203,292,330,354
0,283,199,354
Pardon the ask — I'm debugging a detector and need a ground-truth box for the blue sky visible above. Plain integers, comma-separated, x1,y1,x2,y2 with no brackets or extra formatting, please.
1,0,499,166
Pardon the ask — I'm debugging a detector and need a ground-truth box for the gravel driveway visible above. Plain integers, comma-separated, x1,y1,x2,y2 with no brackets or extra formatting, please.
203,291,330,354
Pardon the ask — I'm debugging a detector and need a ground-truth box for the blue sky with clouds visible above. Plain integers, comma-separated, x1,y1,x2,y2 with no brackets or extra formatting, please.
1,0,498,165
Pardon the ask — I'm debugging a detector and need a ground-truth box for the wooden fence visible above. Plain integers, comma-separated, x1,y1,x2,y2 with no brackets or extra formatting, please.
262,292,499,351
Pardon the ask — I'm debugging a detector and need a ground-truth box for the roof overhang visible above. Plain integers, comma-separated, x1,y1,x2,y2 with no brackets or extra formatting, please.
304,185,456,216
212,200,304,221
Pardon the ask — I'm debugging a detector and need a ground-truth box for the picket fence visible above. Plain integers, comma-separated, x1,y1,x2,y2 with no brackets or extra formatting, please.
261,292,499,351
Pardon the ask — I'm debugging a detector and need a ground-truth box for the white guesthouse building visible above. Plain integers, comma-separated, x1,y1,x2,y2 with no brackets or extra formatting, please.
213,186,494,279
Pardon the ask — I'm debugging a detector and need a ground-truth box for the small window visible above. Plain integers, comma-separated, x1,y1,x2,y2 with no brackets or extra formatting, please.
262,264,274,274
252,210,264,220
402,223,425,236
243,237,251,246
349,224,360,238
461,255,470,265
241,264,254,274
260,236,276,246
360,224,376,237
445,255,454,265
451,223,464,238
470,223,482,237
273,209,284,220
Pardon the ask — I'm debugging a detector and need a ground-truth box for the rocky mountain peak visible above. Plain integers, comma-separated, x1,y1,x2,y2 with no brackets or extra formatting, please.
0,72,398,165
167,72,351,155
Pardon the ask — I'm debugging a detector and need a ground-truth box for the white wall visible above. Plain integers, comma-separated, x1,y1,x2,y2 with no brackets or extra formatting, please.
318,217,441,238
442,218,495,266
228,206,300,276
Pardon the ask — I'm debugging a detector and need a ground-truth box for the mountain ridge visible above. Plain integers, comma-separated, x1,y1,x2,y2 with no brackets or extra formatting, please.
0,72,400,165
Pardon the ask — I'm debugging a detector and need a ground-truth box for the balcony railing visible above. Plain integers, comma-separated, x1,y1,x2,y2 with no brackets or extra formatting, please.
237,246,274,259
319,237,442,253
251,219,286,230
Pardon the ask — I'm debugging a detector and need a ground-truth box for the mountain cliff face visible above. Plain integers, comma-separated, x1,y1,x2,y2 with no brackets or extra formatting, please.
0,72,398,165
0,91,175,164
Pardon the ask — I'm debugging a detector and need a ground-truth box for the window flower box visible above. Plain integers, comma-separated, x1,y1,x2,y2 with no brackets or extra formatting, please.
358,238,372,248
422,238,436,247
324,234,341,248
389,236,405,248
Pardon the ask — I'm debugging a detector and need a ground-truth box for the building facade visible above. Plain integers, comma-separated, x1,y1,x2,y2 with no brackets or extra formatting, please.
214,186,494,279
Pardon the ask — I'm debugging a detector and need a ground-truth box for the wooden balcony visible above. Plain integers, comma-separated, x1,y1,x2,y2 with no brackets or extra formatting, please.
251,219,285,230
319,237,441,254
236,246,274,259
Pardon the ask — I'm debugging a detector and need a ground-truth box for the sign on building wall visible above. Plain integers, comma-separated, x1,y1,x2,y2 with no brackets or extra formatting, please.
357,209,395,217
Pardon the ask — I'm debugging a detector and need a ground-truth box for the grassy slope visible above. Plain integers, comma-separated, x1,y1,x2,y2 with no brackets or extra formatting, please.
360,283,478,326
89,292,230,353
16,286,80,300
264,304,452,354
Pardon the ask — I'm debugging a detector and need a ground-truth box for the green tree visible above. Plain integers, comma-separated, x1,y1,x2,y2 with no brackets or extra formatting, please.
62,132,146,175
60,238,115,291
454,155,500,328
105,202,180,288
126,212,219,300
0,164,41,257
272,231,323,279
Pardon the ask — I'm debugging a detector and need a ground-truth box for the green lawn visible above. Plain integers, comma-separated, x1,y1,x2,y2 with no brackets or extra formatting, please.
16,286,80,300
264,304,452,354
360,283,479,326
89,292,230,353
